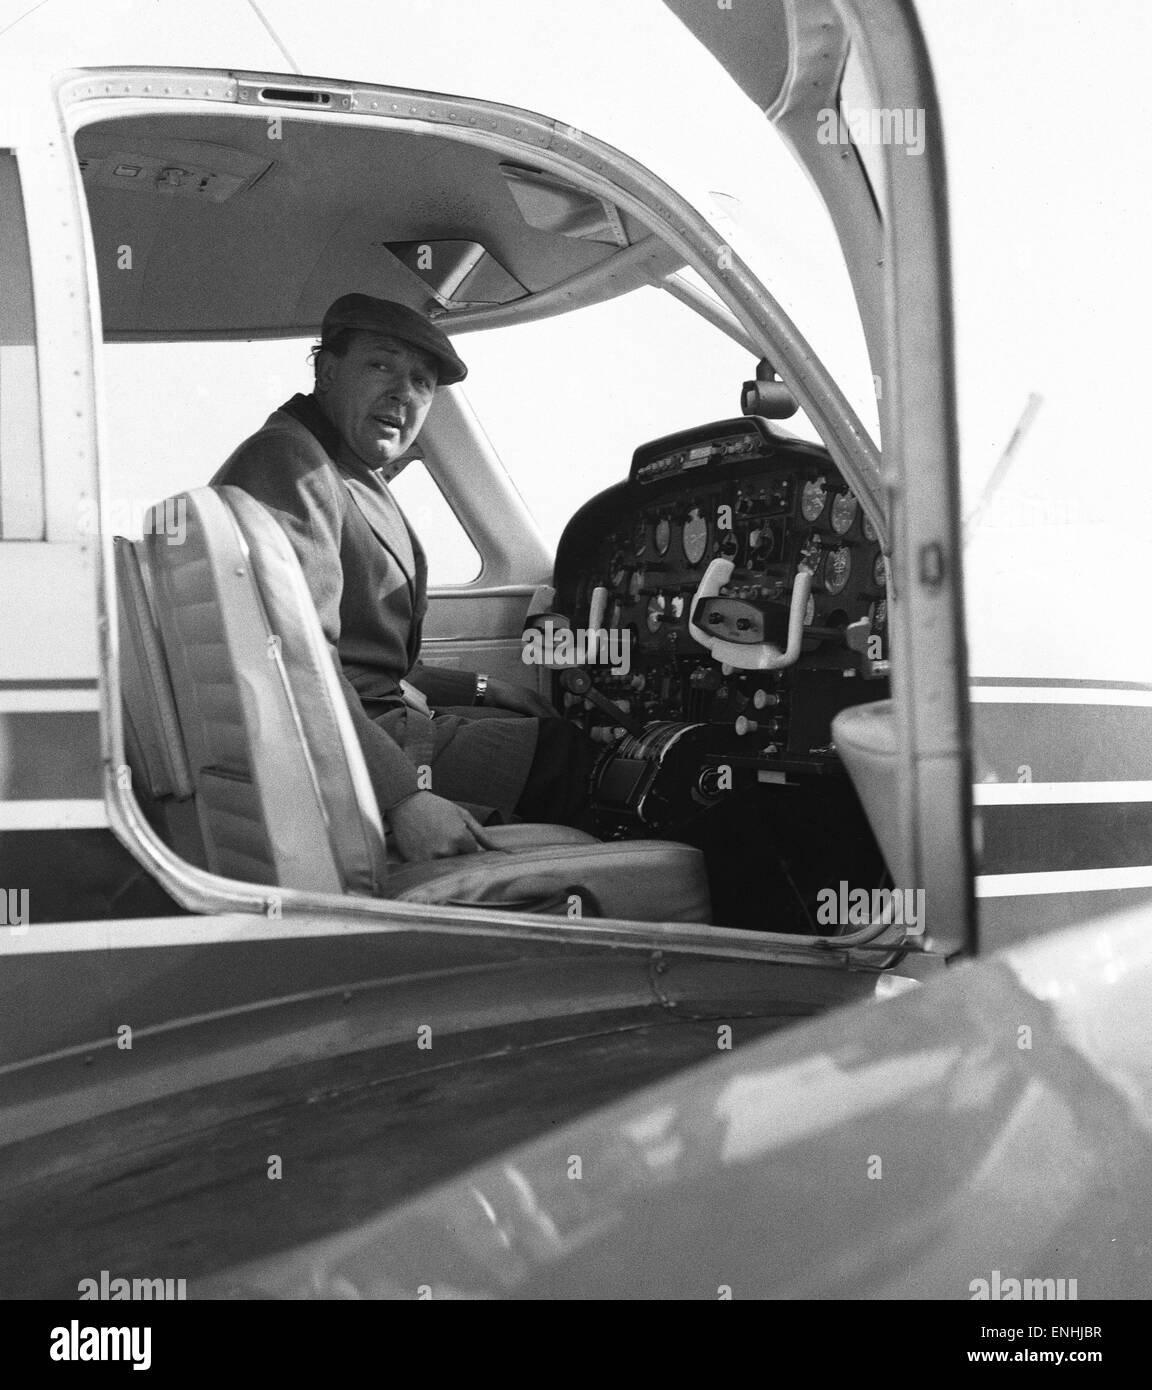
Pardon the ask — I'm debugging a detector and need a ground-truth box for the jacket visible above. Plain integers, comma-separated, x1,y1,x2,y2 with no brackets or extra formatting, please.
211,396,533,815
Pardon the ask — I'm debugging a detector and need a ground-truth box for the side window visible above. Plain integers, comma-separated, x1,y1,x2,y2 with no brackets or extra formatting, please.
389,459,482,585
0,153,44,539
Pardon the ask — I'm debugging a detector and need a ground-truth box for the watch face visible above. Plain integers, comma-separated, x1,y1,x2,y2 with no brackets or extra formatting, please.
654,517,671,555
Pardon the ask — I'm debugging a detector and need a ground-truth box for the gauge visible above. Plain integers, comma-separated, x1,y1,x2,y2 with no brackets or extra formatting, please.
682,508,709,565
633,521,647,557
654,517,671,555
831,489,859,535
873,599,887,629
801,476,827,522
824,545,852,596
669,594,685,621
862,513,878,543
646,594,667,633
804,594,816,627
628,570,644,603
872,553,887,589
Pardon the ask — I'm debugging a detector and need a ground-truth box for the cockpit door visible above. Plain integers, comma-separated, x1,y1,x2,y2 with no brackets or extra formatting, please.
663,0,976,956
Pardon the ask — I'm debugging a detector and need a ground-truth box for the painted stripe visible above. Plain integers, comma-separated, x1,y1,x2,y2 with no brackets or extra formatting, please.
978,802,1152,876
0,688,100,711
970,676,1152,692
974,781,1152,805
977,866,1152,898
971,702,1152,782
0,799,107,829
0,913,451,954
969,686,1152,707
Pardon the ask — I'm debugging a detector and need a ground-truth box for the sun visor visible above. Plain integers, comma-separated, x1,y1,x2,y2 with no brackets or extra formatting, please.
500,164,630,247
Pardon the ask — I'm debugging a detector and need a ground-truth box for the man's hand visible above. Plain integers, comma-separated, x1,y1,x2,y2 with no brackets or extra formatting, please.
387,791,502,864
483,677,558,719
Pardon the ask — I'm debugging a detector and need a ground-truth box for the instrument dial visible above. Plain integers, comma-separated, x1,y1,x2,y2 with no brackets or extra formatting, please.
646,594,667,633
824,545,852,596
682,508,709,565
628,570,644,603
801,476,828,522
669,594,685,621
804,594,816,627
862,513,878,543
872,553,887,589
831,489,859,535
748,525,775,557
633,521,647,557
654,517,671,555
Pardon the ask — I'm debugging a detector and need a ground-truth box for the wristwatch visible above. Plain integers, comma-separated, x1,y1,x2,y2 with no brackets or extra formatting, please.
474,673,490,706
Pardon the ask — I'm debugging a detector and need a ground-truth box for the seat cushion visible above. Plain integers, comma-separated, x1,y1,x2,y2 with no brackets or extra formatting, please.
387,839,711,922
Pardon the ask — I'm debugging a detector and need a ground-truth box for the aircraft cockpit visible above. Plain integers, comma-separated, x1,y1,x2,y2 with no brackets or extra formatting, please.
65,73,896,938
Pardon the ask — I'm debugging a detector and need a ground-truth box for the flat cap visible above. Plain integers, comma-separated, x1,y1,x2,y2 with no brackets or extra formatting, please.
320,294,468,385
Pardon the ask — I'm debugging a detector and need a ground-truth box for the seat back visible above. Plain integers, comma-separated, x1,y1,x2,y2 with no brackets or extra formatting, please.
114,535,207,866
138,486,389,894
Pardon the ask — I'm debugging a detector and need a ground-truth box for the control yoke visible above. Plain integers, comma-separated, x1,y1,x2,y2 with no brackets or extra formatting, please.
687,558,813,672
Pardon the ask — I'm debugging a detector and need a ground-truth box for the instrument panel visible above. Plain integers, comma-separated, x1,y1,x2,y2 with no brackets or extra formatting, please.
550,418,890,832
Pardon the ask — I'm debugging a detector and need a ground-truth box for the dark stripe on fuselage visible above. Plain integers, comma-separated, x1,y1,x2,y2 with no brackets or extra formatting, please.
972,702,1152,782
970,676,1152,691
979,801,1152,875
0,711,101,798
0,680,98,690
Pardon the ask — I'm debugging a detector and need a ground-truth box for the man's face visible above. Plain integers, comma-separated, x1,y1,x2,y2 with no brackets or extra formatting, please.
315,332,439,468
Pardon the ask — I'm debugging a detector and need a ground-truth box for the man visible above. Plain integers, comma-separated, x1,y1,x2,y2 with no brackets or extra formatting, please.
213,293,594,863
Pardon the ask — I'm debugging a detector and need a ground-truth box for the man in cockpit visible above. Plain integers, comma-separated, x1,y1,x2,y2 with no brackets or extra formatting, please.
213,294,594,863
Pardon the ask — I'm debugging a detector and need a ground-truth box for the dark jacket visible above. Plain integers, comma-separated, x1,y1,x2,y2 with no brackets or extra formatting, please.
212,396,533,815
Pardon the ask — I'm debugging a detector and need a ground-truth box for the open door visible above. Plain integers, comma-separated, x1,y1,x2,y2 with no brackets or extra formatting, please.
663,0,976,956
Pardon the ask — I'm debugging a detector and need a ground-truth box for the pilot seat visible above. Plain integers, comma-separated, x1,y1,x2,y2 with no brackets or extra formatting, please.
113,486,711,923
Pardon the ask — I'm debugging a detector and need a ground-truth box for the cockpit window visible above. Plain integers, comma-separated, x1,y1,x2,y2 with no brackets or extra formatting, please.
389,459,482,586
0,153,44,540
459,285,819,550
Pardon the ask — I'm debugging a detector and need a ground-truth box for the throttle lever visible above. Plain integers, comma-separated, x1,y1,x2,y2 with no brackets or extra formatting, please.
559,668,645,737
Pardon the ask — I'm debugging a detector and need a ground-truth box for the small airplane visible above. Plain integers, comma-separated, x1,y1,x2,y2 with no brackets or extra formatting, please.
1,0,1150,1301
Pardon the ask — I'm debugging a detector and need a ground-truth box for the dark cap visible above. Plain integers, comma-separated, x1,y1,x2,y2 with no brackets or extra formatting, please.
320,294,468,385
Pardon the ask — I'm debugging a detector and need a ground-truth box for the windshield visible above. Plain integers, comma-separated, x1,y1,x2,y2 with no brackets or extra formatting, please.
458,286,814,551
